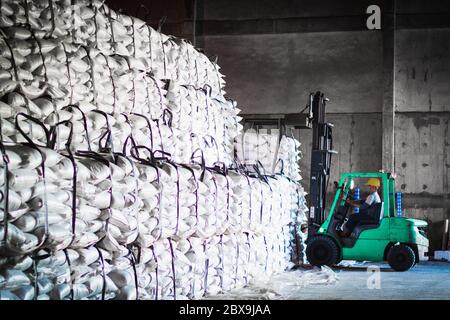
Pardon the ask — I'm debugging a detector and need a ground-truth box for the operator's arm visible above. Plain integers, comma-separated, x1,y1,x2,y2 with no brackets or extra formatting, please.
346,194,374,209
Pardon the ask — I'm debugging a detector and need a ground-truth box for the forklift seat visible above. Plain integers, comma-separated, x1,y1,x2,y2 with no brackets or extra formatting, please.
350,202,383,238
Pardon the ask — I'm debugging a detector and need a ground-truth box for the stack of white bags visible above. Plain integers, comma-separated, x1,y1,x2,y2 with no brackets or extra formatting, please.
236,128,303,181
0,0,308,300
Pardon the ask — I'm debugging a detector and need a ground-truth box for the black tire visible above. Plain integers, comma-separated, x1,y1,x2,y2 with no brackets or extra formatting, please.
387,244,416,272
306,235,340,267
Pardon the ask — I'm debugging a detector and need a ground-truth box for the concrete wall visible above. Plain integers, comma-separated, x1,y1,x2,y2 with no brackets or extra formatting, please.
202,32,383,114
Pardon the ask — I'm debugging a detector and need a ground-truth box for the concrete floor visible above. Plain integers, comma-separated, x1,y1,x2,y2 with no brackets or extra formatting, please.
292,261,450,300
206,261,450,300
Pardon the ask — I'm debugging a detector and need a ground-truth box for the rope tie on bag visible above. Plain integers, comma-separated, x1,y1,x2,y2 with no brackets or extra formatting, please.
203,241,209,295
124,58,136,113
147,25,153,70
86,49,99,111
63,249,75,300
153,119,166,154
266,176,275,225
158,18,167,78
167,238,176,300
219,235,224,290
62,105,92,152
22,0,31,27
103,5,115,44
49,119,78,248
0,114,10,250
119,137,141,238
14,113,50,253
212,176,218,233
202,87,212,135
61,43,74,105
29,30,49,83
194,58,199,85
142,74,152,118
150,245,159,300
91,110,115,156
67,0,76,43
245,232,250,285
131,17,136,57
90,0,99,45
211,161,230,223
46,0,56,38
31,249,52,300
94,245,107,300
100,53,117,113
244,173,252,227
190,148,206,182
263,236,269,273
204,135,220,163
127,248,139,300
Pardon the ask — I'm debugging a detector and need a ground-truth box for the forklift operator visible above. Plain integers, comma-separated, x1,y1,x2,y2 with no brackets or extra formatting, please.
340,178,381,237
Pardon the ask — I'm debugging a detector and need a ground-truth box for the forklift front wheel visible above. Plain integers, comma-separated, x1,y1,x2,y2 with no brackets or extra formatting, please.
306,235,340,267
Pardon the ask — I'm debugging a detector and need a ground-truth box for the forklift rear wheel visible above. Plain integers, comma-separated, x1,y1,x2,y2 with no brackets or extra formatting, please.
387,244,416,272
306,235,339,267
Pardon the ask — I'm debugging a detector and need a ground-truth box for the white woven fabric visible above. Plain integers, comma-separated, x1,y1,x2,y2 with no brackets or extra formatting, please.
0,0,307,300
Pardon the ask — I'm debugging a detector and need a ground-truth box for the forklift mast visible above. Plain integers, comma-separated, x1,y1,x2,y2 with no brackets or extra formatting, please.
308,92,336,238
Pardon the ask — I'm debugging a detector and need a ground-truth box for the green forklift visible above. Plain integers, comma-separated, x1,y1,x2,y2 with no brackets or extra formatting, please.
304,92,429,271
306,172,429,271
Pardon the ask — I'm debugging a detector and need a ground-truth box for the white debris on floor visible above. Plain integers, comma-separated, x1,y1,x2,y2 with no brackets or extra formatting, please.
204,267,338,300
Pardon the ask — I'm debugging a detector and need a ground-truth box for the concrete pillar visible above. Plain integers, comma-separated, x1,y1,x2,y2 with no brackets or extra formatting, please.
382,0,396,173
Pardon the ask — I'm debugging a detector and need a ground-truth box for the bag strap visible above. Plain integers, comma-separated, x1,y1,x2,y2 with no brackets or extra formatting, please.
15,113,50,147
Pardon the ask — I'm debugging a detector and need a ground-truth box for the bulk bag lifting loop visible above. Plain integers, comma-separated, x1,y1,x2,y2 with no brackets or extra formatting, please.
126,247,139,300
46,0,56,38
190,148,205,181
94,245,107,301
0,114,11,250
48,119,78,247
162,108,173,128
12,113,50,253
150,245,159,300
167,238,176,300
62,105,92,152
62,248,75,300
209,161,230,223
61,43,75,105
31,249,52,300
91,110,115,156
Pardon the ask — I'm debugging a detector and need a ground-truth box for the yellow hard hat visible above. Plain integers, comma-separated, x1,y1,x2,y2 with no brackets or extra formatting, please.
365,178,380,187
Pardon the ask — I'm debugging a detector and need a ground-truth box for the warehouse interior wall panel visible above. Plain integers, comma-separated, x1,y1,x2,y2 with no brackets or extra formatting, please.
395,29,450,113
202,32,383,114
